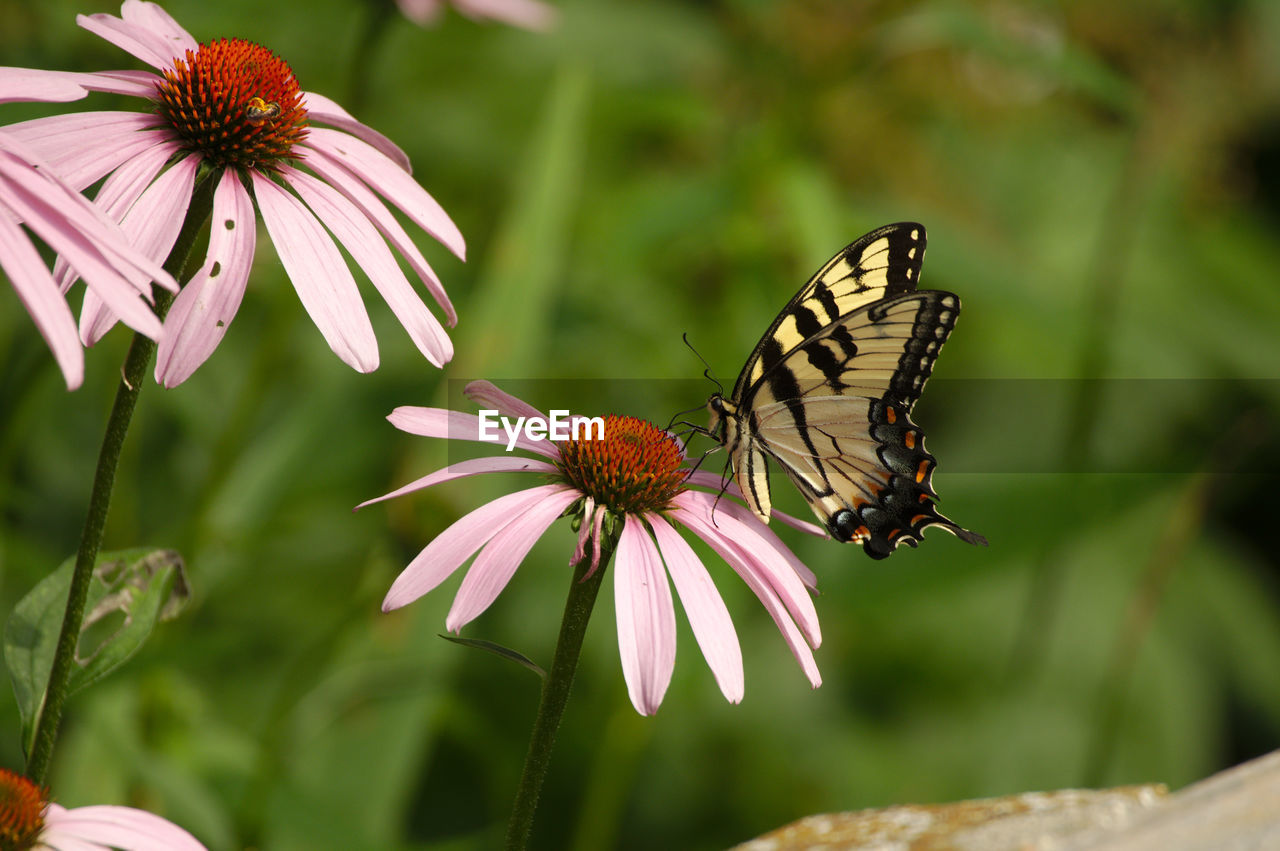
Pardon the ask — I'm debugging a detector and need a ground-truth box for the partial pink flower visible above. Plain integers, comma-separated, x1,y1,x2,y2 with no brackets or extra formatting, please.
0,767,205,850
396,0,557,31
358,381,823,716
0,0,464,387
0,125,173,390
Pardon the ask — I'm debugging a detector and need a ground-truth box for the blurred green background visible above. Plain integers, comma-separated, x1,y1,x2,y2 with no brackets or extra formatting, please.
3,0,1280,848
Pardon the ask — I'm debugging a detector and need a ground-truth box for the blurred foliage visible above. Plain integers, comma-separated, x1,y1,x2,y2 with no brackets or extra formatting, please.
3,0,1280,849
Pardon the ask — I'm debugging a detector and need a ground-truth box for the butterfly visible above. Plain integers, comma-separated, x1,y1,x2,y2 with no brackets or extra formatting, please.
706,222,986,559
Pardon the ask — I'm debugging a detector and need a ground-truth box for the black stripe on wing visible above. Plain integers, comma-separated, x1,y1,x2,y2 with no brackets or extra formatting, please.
747,290,961,414
870,290,959,412
731,223,927,400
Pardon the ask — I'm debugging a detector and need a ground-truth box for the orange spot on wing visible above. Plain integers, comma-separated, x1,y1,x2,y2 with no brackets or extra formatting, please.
915,459,930,483
905,431,916,449
886,406,897,424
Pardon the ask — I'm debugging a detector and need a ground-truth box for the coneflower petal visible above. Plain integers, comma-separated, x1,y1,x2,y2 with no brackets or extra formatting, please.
647,513,744,703
615,519,677,715
446,486,579,630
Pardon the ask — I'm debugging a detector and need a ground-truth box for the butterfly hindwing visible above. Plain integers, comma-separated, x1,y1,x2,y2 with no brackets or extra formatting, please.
709,223,986,559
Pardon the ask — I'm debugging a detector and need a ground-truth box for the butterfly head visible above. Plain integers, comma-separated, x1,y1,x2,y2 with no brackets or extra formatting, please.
705,394,735,447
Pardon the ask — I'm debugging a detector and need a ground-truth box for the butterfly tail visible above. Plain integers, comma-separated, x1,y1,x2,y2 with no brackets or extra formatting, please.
853,400,986,558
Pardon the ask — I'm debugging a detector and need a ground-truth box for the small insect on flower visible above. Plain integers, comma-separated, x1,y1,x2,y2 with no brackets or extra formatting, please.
358,381,826,716
243,96,281,122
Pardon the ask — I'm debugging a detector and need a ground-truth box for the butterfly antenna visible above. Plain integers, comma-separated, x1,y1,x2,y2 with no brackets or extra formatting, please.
683,333,723,395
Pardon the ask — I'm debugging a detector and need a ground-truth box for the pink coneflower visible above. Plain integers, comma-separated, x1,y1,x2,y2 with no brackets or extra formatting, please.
0,767,204,850
359,381,822,715
0,0,464,387
395,0,558,31
1,76,174,390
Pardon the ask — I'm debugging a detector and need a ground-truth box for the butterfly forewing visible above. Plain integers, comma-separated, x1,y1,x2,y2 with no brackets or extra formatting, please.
745,291,959,415
732,222,927,400
713,222,986,559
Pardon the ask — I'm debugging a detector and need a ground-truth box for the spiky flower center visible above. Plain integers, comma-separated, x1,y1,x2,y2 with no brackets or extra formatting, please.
0,768,46,849
154,38,308,170
557,416,687,514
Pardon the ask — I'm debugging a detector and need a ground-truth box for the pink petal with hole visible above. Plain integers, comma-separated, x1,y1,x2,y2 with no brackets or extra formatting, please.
647,513,744,703
356,455,557,510
42,803,206,851
383,483,572,611
614,519,677,715
283,166,451,366
0,211,82,388
302,92,412,173
302,127,465,260
446,485,578,630
156,169,256,387
250,171,378,373
302,147,455,324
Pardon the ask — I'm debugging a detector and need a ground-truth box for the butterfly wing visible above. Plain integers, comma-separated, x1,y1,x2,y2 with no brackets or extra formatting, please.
715,222,984,558
742,291,986,558
729,222,928,402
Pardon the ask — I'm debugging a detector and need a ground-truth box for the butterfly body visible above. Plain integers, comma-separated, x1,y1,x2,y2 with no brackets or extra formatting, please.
709,222,986,559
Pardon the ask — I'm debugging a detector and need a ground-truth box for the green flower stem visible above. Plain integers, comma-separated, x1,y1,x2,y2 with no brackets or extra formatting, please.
505,527,618,851
25,170,218,784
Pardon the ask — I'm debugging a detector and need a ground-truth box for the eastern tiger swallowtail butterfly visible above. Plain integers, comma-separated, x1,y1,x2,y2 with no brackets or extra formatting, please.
707,222,986,559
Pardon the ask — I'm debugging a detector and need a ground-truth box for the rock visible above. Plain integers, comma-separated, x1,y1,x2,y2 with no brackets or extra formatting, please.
734,748,1280,850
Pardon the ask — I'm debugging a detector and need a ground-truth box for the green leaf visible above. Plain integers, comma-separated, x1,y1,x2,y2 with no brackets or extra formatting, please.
4,548,190,753
439,634,547,679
